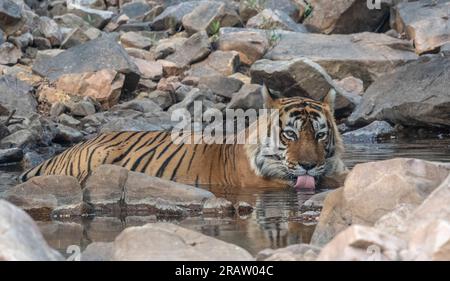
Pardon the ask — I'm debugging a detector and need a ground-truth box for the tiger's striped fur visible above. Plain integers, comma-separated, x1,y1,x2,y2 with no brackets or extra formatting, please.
20,85,347,189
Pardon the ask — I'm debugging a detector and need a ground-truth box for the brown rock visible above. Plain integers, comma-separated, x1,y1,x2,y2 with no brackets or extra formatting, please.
131,58,163,81
189,50,240,77
0,42,22,65
120,31,154,50
165,31,211,67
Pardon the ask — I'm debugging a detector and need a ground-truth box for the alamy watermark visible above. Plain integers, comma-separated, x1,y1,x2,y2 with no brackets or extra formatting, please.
367,0,382,10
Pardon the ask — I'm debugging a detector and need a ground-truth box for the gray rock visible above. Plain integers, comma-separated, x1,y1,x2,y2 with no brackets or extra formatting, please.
81,242,113,261
9,32,33,50
54,124,83,143
165,31,211,67
227,84,263,110
302,190,333,209
0,199,63,261
0,129,36,149
343,121,394,143
32,35,141,94
58,113,81,127
0,148,23,164
257,244,321,261
239,0,301,22
442,43,450,56
35,49,65,60
199,75,243,99
247,9,308,32
0,0,22,32
68,101,96,117
151,1,197,31
67,2,114,29
182,1,241,35
202,197,234,214
60,27,101,49
348,56,450,128
0,75,37,117
112,223,253,261
140,90,174,110
0,42,22,65
33,36,52,50
189,50,240,77
38,16,63,46
265,31,418,86
121,1,151,19
120,31,154,50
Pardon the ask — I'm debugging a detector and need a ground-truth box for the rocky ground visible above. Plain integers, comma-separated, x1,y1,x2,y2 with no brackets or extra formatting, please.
0,0,450,260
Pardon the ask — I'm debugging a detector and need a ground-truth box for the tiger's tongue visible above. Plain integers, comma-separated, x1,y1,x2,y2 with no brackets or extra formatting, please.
295,175,315,190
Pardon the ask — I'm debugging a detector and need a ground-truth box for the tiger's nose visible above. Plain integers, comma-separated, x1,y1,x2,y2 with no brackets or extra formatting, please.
299,163,316,171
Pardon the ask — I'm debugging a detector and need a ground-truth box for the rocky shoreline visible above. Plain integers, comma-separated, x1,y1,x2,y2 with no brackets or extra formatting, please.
1,0,450,261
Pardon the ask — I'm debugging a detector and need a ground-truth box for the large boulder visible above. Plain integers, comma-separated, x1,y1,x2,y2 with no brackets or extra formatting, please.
0,75,37,117
392,0,450,54
311,158,450,246
303,0,390,34
265,31,418,86
0,199,63,261
348,56,450,128
112,223,253,261
32,35,141,95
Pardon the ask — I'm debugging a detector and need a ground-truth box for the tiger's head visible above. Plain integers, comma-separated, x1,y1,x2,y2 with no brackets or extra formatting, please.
245,84,344,190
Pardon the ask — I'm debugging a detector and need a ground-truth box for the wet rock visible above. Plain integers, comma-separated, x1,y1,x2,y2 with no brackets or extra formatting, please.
151,1,197,31
131,58,162,80
247,9,307,32
51,69,125,109
317,225,406,261
342,121,395,143
54,124,83,143
302,190,332,209
239,0,301,23
0,42,22,65
392,0,450,54
120,31,153,50
0,199,63,261
38,16,63,46
217,27,269,65
0,148,23,164
32,35,140,95
234,201,254,216
250,58,359,115
227,84,262,110
348,56,450,128
67,1,114,29
189,50,240,77
311,158,450,246
2,175,83,217
265,31,418,86
112,223,253,261
166,31,211,67
257,244,321,261
199,75,243,99
182,1,241,36
303,0,390,34
0,75,37,117
202,197,234,214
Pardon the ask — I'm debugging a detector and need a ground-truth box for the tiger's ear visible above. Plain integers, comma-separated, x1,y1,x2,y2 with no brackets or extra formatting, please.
262,83,278,109
323,88,336,114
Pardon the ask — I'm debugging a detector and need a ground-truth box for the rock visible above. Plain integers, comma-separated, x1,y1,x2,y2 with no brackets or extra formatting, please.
54,124,83,143
239,0,301,23
256,244,321,261
165,31,211,67
199,75,243,99
250,58,360,115
35,49,65,60
81,242,113,261
228,72,251,84
406,219,450,261
348,56,450,128
0,75,37,117
189,50,240,77
342,121,395,143
67,2,114,29
442,43,450,56
334,76,364,96
151,1,197,31
68,100,96,117
58,113,81,127
265,31,418,86
121,1,151,19
202,197,234,214
392,0,450,54
49,102,67,117
9,32,33,50
374,203,415,238
51,69,125,109
38,16,63,46
182,1,241,35
125,47,155,61
302,190,332,209
0,129,37,149
32,35,140,95
120,31,153,50
138,90,174,110
311,158,450,246
2,175,83,217
316,225,406,261
217,27,269,65
227,84,262,110
68,0,106,9
112,223,253,260
33,37,52,50
60,27,101,49
142,4,164,22
247,9,308,32
0,0,22,33
153,36,187,59
158,59,185,77
0,42,22,65
0,148,23,164
303,0,390,34
0,199,63,261
131,58,162,80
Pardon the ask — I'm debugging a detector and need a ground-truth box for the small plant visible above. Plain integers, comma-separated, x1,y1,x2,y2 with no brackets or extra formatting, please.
209,19,221,43
266,29,281,49
304,2,313,19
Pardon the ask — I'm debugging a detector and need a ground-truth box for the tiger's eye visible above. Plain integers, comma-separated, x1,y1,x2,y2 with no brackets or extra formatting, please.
317,132,326,139
283,130,297,140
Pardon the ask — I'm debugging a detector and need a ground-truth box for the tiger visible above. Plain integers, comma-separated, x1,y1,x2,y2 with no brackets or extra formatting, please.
20,85,347,190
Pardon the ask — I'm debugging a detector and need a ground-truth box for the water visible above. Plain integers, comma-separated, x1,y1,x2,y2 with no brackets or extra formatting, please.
1,137,450,257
